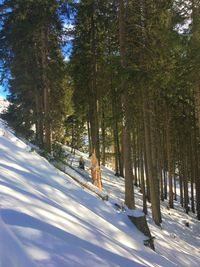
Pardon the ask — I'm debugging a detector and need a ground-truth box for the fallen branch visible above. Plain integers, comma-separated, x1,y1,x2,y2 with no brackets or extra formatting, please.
51,160,108,201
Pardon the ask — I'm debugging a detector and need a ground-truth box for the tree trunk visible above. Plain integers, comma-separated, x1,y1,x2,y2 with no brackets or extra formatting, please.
35,91,43,147
183,156,189,214
89,2,100,163
179,162,184,207
87,118,92,156
143,92,162,225
41,26,51,152
193,126,200,219
144,143,151,202
119,0,135,209
101,105,106,166
133,131,138,186
140,133,147,214
173,162,177,201
166,114,174,209
112,87,123,177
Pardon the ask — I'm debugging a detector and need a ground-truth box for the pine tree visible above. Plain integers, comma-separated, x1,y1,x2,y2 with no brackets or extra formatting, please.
0,0,72,151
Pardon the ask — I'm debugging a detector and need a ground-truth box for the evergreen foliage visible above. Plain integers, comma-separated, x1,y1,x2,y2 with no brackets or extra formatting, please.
0,0,73,150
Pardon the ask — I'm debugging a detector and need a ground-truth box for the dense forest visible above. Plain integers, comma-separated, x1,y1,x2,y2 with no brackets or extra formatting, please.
1,0,200,226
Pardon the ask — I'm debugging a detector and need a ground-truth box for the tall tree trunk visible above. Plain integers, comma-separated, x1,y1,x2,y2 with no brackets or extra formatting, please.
189,136,195,213
143,92,162,225
192,1,200,220
133,130,138,186
89,97,100,161
139,131,147,214
35,91,43,147
193,124,200,219
90,3,100,163
149,99,162,225
112,89,122,176
166,117,174,209
190,135,195,213
119,0,135,209
156,129,164,202
144,143,151,202
41,26,51,152
179,161,184,207
87,118,92,156
173,162,177,201
101,105,106,166
183,151,189,214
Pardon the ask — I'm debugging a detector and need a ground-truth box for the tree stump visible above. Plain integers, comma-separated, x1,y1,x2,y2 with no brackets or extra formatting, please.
128,214,155,250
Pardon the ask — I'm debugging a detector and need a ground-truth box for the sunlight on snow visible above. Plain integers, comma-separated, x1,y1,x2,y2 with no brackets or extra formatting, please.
26,245,50,261
1,120,200,267
0,185,31,204
0,159,30,173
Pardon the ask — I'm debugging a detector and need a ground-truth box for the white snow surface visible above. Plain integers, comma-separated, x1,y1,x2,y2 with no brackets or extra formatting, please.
0,96,9,113
0,119,200,267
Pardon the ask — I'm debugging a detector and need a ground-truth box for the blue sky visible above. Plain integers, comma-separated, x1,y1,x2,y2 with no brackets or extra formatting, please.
0,85,8,99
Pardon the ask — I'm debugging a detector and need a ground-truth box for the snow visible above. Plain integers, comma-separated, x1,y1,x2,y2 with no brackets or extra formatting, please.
0,217,37,267
0,119,200,267
58,143,200,266
0,96,9,113
126,209,145,218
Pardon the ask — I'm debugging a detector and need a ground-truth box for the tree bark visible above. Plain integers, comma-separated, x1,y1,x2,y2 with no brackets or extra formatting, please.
41,26,51,152
143,92,162,225
166,117,174,209
90,3,100,163
119,0,135,209
101,105,106,166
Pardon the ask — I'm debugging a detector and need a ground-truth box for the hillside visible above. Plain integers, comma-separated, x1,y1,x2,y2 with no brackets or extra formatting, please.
0,96,9,113
0,119,200,267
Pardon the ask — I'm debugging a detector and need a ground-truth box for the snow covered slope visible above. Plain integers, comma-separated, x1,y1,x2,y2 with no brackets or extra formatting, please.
0,119,199,267
60,146,200,267
0,96,9,113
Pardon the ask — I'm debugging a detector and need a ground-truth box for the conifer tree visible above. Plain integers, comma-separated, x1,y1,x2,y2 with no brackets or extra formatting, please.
0,0,72,151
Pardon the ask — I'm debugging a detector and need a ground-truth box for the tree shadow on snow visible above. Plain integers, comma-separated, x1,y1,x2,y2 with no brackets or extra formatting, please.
1,209,147,267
